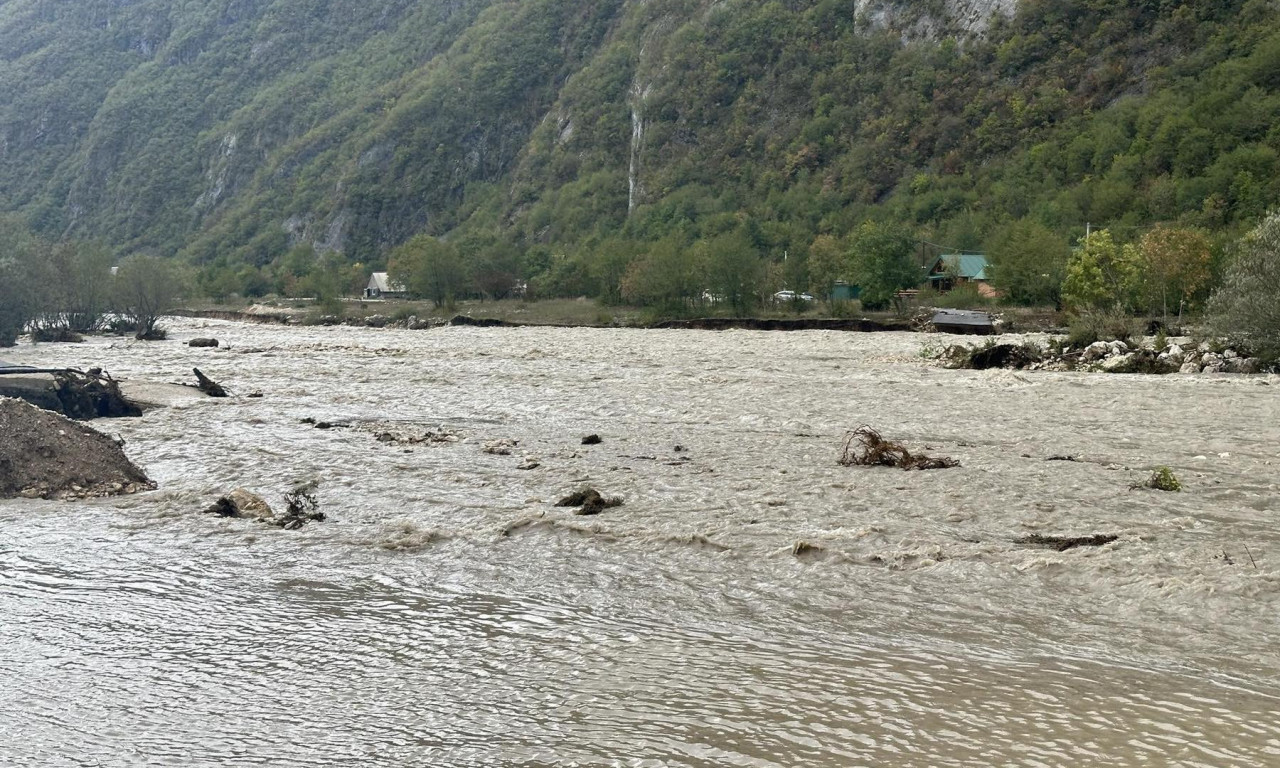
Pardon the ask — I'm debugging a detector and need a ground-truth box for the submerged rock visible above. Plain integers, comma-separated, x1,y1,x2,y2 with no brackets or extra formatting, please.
484,439,518,455
204,488,275,520
555,488,624,515
0,397,154,500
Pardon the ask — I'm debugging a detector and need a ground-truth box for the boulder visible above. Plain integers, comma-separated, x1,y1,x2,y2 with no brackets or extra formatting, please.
1224,357,1261,374
188,338,219,348
1083,341,1110,362
204,488,275,520
1179,361,1200,374
1100,353,1134,372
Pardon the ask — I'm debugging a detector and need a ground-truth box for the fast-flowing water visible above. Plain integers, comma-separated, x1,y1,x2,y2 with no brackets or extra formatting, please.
2,318,1278,766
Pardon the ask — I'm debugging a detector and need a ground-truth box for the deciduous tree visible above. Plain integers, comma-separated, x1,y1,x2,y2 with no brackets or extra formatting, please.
848,222,919,311
1137,225,1212,321
984,219,1070,307
1061,229,1140,313
1210,212,1280,361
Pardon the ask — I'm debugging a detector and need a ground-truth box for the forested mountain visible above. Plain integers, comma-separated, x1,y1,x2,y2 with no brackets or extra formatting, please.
4,0,1280,300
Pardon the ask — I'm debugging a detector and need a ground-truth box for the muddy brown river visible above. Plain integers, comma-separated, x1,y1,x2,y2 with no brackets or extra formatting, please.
2,318,1278,766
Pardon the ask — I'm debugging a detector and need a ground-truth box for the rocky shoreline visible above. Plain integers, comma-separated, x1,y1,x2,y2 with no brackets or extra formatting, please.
936,337,1273,375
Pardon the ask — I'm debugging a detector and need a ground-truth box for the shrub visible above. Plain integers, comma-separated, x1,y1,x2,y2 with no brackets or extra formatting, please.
1067,309,1144,347
1144,466,1182,492
1209,211,1280,362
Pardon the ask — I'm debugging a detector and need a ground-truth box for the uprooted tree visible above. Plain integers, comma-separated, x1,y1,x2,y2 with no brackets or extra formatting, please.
839,426,960,471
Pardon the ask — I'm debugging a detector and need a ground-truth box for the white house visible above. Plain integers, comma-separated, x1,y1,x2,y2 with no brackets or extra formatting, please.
364,272,408,299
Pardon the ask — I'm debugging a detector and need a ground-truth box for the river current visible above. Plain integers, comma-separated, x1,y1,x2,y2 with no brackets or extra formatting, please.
1,318,1278,766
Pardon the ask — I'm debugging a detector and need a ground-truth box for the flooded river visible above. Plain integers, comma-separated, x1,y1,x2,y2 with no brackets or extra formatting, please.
2,318,1278,766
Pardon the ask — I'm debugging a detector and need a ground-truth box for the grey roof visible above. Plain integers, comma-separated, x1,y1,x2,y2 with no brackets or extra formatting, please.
367,272,405,293
931,309,993,327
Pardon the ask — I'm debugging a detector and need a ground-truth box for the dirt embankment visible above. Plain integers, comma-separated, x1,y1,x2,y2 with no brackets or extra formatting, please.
652,317,912,332
0,398,154,500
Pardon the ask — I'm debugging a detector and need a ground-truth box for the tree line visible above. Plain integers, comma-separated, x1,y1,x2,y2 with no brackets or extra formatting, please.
0,219,183,346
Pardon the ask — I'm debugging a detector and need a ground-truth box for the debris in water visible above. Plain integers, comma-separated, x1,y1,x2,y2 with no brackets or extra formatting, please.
943,342,1042,370
517,457,541,470
193,368,228,398
839,425,959,470
1137,466,1182,492
1046,455,1079,462
555,487,623,515
1017,533,1119,551
581,434,603,445
484,439,518,455
278,481,325,530
188,338,219,348
370,426,460,445
792,541,824,557
53,370,143,419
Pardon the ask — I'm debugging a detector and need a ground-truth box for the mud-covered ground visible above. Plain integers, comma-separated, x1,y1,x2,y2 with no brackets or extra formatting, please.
1,319,1277,766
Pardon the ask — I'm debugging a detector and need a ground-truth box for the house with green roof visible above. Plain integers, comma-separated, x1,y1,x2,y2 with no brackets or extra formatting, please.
926,253,996,297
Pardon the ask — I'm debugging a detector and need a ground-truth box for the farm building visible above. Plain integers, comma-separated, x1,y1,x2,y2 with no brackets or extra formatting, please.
364,272,408,299
926,253,998,297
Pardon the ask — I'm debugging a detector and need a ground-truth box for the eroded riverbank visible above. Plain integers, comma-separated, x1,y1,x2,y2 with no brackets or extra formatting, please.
2,318,1278,766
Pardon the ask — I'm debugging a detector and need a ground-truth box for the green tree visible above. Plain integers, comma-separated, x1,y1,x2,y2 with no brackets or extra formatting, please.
1210,211,1280,361
389,235,469,307
114,254,182,340
848,222,920,311
44,241,114,333
808,234,851,303
587,238,641,305
984,220,1070,307
695,230,764,314
0,221,46,346
1137,225,1212,320
619,235,698,310
1061,229,1140,313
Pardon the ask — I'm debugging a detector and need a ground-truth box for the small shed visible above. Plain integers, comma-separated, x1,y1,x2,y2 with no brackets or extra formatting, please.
364,272,407,299
830,281,861,302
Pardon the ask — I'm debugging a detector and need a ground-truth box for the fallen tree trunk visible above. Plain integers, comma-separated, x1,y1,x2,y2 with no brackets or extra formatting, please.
193,368,228,398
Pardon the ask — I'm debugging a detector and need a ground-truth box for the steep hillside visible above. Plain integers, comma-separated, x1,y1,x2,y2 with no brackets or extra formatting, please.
3,0,1280,296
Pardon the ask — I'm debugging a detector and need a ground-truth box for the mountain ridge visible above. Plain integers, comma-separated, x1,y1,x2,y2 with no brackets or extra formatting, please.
3,0,1278,297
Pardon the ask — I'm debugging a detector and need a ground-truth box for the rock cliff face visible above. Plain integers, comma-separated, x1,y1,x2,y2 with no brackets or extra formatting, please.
858,0,1015,37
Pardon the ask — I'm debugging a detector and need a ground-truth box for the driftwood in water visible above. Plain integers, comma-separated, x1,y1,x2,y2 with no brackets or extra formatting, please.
1017,533,1119,551
193,368,228,398
839,426,960,470
53,370,143,419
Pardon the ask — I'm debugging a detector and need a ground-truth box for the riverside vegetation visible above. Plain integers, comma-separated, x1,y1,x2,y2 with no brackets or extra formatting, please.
2,1,1280,357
